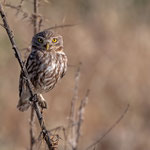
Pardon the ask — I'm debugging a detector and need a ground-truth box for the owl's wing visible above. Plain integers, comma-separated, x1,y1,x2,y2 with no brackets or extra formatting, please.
60,54,68,78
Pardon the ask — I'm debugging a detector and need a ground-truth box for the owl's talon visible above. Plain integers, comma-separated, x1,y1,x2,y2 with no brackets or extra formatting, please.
50,135,59,149
38,94,47,109
38,100,47,109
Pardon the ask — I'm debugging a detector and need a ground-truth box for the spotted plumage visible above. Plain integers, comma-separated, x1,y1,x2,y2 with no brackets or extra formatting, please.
17,30,67,111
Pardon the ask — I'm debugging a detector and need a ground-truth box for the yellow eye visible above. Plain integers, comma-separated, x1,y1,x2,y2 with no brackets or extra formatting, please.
52,38,57,43
38,38,43,43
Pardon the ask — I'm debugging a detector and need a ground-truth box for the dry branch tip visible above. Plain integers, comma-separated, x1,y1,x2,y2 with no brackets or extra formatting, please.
86,104,130,150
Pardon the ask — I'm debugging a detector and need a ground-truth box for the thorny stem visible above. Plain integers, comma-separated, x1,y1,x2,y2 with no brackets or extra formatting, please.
0,3,53,150
30,0,39,149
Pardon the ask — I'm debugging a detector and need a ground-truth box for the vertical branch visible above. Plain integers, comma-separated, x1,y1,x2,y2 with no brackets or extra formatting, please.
30,0,39,149
33,0,38,34
65,63,89,150
65,63,81,150
30,108,35,150
74,90,89,150
69,63,81,136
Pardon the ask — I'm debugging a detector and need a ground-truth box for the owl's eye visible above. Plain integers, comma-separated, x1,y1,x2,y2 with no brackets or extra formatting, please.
52,38,57,43
38,38,43,43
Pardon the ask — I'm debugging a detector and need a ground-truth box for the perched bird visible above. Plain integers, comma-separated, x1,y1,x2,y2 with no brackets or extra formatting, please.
17,30,67,111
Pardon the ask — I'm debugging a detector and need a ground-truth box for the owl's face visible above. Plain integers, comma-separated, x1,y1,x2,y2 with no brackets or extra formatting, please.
32,30,63,51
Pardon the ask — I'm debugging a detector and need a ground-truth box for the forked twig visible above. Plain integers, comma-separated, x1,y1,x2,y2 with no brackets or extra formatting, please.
69,63,81,127
4,2,29,18
0,3,54,150
74,89,90,150
65,63,90,150
86,104,130,150
64,63,81,150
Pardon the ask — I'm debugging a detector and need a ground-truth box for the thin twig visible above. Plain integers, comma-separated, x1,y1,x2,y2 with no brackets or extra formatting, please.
19,0,24,7
30,108,35,150
38,16,43,32
4,3,29,18
0,3,53,150
74,89,90,150
65,63,81,150
65,63,90,150
16,0,24,15
33,0,38,34
86,104,130,150
70,63,81,126
48,126,66,133
44,24,77,31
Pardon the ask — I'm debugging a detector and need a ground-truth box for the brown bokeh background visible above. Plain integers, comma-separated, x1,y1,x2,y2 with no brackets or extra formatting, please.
1,0,150,149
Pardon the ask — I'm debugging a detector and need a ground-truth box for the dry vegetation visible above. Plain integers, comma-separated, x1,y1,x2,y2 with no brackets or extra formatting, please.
0,0,150,149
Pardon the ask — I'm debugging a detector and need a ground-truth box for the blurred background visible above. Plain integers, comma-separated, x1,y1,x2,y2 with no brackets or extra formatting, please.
1,0,150,149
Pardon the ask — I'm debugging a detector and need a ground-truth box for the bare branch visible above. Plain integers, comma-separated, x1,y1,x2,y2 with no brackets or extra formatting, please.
69,63,81,126
44,23,78,31
30,0,39,149
0,3,54,150
65,62,90,150
86,104,130,150
65,63,81,147
19,0,25,7
38,16,43,32
64,63,81,150
4,3,29,18
48,126,66,133
33,0,38,34
74,89,90,150
4,3,19,10
30,108,35,150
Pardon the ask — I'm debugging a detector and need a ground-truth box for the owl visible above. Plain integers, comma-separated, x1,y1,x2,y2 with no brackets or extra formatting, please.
17,30,68,111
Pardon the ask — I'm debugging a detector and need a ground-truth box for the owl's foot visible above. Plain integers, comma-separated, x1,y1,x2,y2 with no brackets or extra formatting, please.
38,100,47,109
50,134,59,149
38,94,47,109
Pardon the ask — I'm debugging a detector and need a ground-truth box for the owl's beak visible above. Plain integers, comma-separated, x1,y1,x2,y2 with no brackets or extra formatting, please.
46,43,50,50
45,40,52,50
45,42,51,50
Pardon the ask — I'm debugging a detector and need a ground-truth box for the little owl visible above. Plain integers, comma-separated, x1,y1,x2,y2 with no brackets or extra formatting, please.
17,30,67,111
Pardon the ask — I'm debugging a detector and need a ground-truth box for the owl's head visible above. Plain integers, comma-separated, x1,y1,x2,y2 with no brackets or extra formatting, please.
32,30,63,51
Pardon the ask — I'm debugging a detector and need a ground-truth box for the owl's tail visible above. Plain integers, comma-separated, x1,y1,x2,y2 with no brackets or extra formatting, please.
17,71,31,111
17,91,31,111
17,98,31,112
